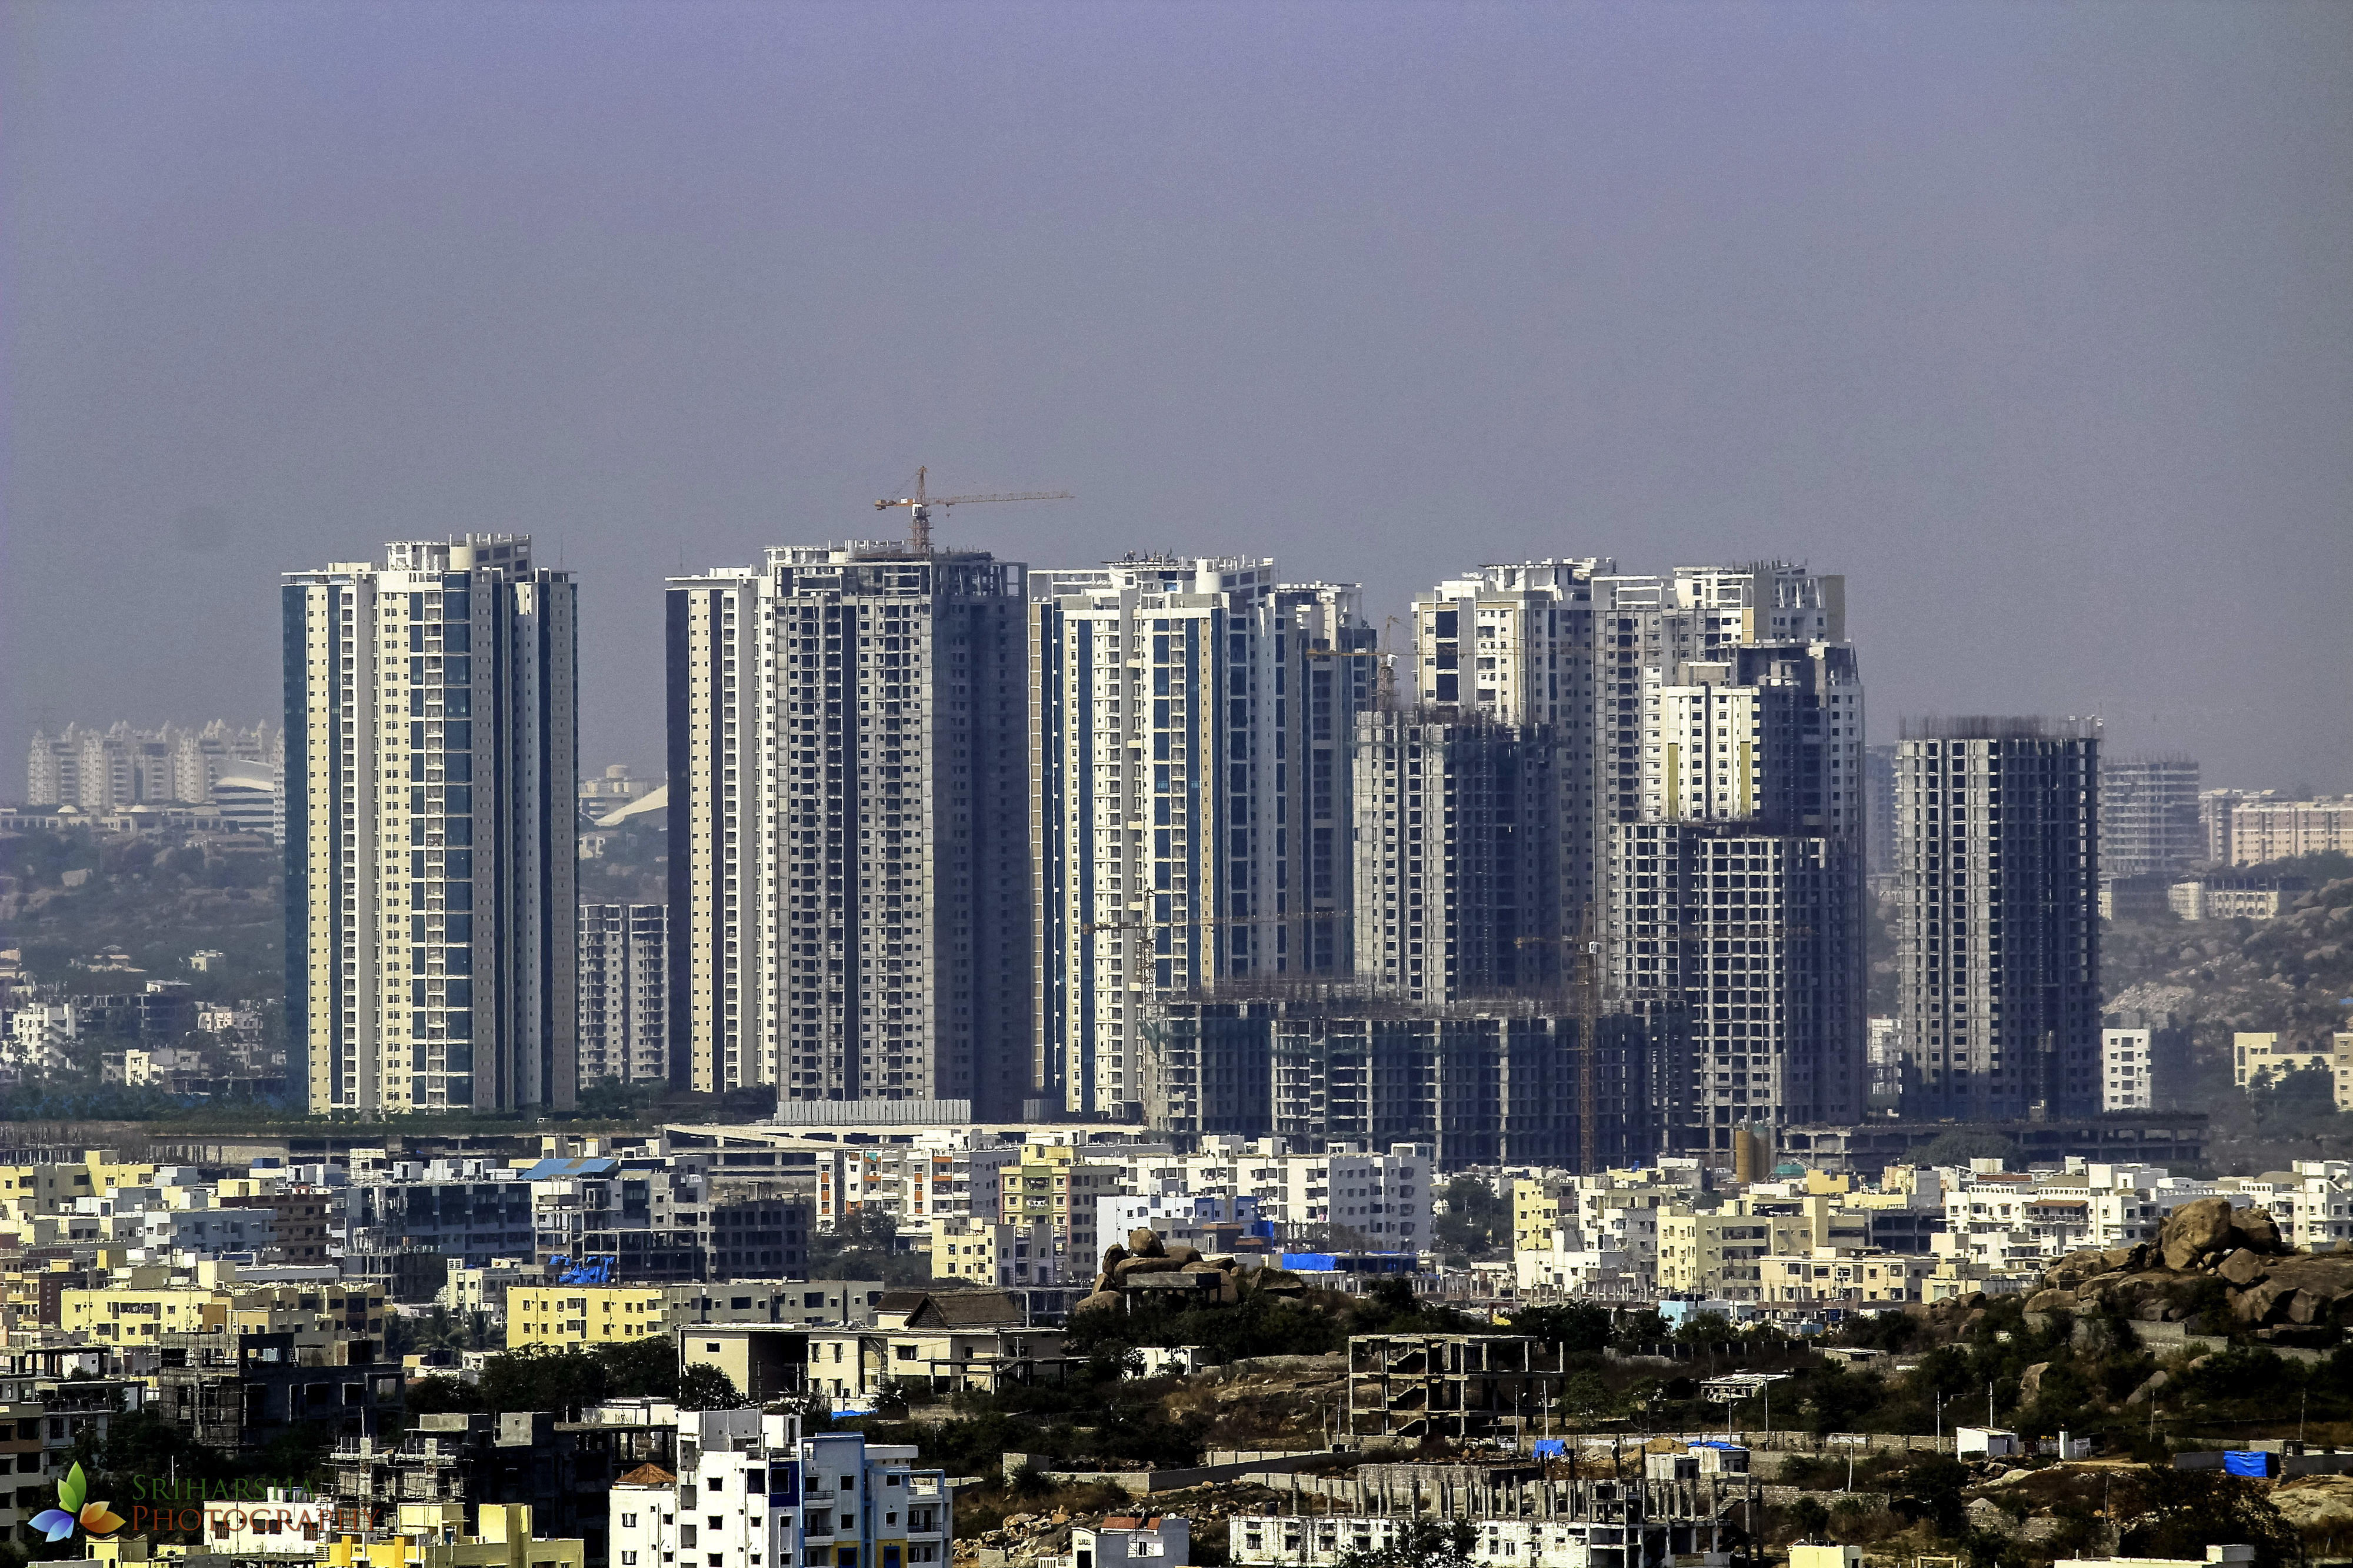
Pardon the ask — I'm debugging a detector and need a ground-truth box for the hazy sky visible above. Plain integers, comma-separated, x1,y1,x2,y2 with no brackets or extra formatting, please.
6,2,2348,792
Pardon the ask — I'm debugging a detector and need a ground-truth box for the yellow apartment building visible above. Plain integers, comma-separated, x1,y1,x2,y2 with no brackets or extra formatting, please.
1510,1179,1568,1253
999,1143,1123,1279
1656,1208,1774,1299
504,1286,668,1349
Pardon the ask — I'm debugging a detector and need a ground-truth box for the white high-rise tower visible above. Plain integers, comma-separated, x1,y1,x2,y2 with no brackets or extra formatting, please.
283,535,576,1114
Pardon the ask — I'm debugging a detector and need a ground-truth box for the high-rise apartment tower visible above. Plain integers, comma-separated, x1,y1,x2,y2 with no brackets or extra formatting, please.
666,543,1031,1112
1895,718,2101,1120
1029,558,1376,1115
284,535,576,1113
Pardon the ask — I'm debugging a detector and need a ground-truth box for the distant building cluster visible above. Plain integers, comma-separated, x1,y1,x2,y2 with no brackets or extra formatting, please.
24,719,283,839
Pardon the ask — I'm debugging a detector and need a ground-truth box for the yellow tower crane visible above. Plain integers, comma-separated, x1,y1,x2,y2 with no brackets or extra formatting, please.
874,465,1074,554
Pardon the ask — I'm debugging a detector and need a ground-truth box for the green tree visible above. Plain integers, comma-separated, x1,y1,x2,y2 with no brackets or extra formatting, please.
1557,1370,1618,1425
809,1208,930,1286
679,1365,749,1410
2116,1468,2302,1568
1337,1521,1476,1568
1432,1180,1507,1259
405,1374,487,1414
594,1336,681,1399
1507,1303,1613,1354
1918,1130,2018,1168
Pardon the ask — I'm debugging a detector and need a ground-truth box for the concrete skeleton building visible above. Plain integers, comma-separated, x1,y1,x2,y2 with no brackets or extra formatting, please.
1028,558,1378,1117
2098,757,2201,879
665,543,1031,1113
1141,992,1673,1170
1609,819,1866,1151
577,903,668,1086
283,535,576,1115
1894,718,2101,1121
1352,713,1562,1002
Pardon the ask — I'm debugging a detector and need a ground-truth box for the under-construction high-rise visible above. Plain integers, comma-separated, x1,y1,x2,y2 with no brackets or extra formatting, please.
665,541,1032,1113
1028,557,1377,1116
1406,558,1868,1156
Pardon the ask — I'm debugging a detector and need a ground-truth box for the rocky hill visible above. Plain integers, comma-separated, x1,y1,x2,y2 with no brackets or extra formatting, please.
2032,1196,2353,1345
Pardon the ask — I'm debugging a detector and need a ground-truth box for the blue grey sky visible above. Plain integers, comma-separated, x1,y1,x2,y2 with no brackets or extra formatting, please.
6,2,2348,790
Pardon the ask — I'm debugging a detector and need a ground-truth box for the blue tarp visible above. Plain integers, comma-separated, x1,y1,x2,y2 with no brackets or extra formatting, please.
1530,1440,1565,1458
2225,1452,2275,1477
1281,1252,1419,1274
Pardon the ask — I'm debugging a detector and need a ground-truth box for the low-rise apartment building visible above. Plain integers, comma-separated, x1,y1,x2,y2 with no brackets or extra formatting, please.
930,1216,1058,1289
609,1412,949,1568
806,1290,1064,1399
505,1286,669,1349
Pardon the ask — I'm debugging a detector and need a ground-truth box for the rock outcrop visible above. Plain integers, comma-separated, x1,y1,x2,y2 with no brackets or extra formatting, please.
1072,1231,1291,1312
2034,1199,2353,1337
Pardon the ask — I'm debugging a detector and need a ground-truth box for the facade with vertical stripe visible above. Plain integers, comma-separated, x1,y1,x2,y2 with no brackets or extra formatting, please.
282,535,575,1114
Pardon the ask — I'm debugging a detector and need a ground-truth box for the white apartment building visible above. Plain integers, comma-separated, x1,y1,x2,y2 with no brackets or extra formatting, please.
1938,1165,2181,1263
665,545,1031,1111
284,535,576,1113
609,1411,949,1568
2218,1164,2353,1250
2230,798,2353,866
1029,560,1377,1115
1411,558,1610,905
1123,1138,1432,1246
2102,1029,2154,1112
1096,1193,1267,1254
811,1138,1024,1229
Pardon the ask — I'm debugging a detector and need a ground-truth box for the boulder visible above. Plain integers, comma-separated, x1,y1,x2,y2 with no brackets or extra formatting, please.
1113,1255,1182,1282
1102,1244,1129,1270
2161,1197,2237,1270
1128,1229,1168,1257
2104,1243,2148,1272
2125,1369,2170,1405
2019,1362,2052,1403
2025,1289,2077,1315
1073,1290,1125,1315
2218,1249,2268,1287
2288,1289,2324,1326
1166,1243,1202,1266
1205,1256,1239,1271
2237,1207,2289,1255
2233,1277,2295,1325
1254,1268,1307,1295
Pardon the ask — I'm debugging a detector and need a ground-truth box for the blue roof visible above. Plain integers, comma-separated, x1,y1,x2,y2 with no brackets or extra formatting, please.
519,1157,619,1181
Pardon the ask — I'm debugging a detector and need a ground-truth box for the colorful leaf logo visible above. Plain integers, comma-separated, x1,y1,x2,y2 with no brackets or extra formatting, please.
30,1467,121,1540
